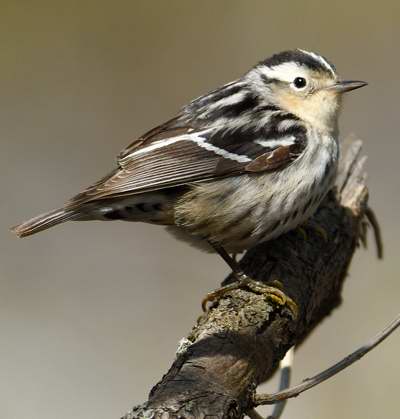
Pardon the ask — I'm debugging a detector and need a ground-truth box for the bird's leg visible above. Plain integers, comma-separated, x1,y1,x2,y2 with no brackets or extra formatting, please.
202,242,298,318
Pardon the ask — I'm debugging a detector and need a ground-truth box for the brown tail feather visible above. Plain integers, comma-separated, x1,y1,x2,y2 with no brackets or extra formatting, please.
11,208,77,238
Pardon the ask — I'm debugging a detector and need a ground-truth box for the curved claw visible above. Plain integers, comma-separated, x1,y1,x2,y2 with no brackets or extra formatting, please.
201,277,298,320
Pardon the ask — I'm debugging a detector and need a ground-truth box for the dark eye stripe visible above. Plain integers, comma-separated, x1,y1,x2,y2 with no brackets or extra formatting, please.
260,73,281,85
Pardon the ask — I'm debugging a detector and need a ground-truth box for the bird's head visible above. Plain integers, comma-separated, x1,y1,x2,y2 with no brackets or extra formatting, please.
247,49,367,132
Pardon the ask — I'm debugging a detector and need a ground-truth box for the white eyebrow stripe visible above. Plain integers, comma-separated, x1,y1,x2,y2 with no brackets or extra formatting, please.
254,136,297,148
258,62,309,83
298,49,336,76
124,129,251,163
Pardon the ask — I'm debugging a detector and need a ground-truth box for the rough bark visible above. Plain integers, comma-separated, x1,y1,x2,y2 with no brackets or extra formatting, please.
123,139,369,419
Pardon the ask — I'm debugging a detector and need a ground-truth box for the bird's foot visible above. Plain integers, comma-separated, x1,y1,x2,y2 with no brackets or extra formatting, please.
297,221,328,242
308,221,329,242
296,226,308,241
201,275,298,319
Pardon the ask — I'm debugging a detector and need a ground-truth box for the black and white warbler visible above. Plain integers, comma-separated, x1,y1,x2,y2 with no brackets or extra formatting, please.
12,49,366,308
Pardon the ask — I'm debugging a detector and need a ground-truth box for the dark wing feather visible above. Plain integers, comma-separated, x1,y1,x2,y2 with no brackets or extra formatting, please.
96,140,219,195
68,118,307,207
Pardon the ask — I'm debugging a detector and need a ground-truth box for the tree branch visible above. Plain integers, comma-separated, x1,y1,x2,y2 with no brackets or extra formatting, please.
122,139,388,419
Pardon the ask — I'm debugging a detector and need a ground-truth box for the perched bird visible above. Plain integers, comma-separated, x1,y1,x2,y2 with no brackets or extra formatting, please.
12,49,366,309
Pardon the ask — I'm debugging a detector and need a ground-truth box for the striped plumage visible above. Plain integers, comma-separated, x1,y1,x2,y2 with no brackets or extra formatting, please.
174,128,338,252
12,49,366,255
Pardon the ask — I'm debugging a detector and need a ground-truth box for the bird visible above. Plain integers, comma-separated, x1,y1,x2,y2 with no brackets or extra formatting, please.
12,49,367,311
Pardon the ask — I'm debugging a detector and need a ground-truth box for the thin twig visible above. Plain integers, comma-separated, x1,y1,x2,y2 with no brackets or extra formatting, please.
248,348,294,419
365,206,384,259
254,313,400,406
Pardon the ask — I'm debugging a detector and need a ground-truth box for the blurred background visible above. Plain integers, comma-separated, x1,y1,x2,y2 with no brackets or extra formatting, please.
1,1,399,418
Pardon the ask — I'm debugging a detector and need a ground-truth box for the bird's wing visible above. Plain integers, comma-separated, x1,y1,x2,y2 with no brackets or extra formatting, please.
68,118,307,206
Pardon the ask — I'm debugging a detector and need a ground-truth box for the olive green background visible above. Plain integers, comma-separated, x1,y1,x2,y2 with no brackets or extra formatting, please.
1,1,399,418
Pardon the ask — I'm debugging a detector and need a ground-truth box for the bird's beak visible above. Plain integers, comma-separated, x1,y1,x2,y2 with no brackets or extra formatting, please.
326,80,368,93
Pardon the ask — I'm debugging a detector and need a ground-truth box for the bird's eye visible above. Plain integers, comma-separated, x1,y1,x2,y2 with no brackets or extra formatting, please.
293,77,307,89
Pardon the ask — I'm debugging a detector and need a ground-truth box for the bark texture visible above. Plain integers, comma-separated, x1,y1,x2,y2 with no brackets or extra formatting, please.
123,140,369,419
